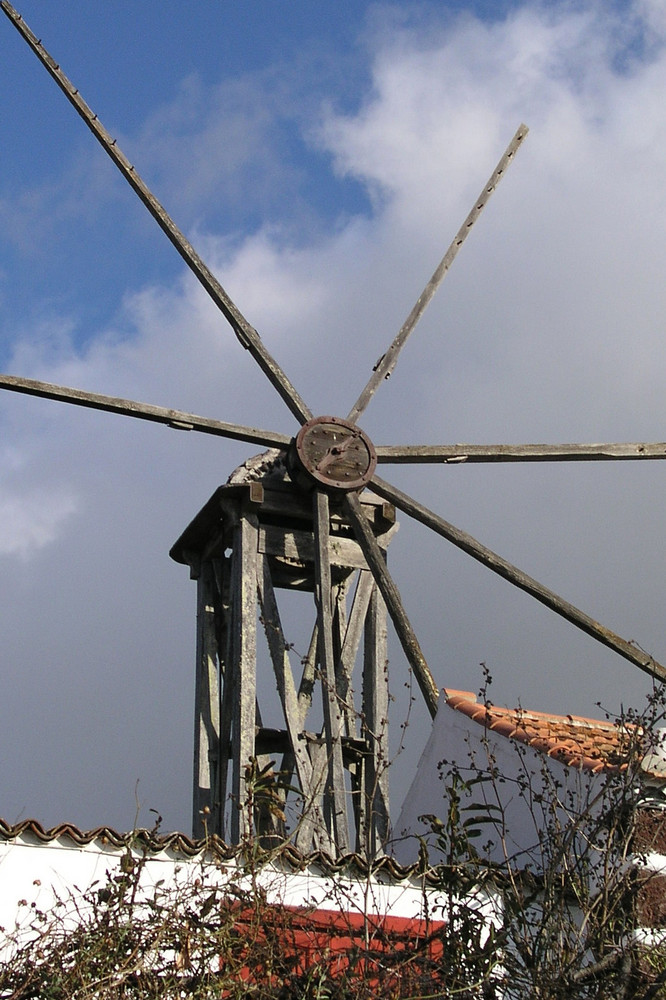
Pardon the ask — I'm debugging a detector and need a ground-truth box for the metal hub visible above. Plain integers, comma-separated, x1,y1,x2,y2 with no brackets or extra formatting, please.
287,416,377,493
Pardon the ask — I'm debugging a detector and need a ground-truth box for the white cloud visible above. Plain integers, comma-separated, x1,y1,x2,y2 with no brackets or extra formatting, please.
0,489,78,558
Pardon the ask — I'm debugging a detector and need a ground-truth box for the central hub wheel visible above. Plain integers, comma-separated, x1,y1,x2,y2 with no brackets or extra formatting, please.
287,416,377,492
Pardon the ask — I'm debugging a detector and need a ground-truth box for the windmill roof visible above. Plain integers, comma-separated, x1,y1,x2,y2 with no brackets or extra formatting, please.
443,689,646,774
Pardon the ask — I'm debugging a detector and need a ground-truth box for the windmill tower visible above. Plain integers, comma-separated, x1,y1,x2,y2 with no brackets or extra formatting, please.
170,453,397,855
3,3,666,860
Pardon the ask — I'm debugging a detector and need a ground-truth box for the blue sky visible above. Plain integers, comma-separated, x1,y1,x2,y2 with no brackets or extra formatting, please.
1,3,375,346
2,0,666,841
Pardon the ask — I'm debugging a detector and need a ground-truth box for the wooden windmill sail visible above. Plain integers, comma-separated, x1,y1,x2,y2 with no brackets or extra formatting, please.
2,3,666,858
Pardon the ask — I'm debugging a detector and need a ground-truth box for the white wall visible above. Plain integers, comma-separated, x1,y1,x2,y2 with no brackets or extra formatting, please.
393,700,603,869
0,829,501,961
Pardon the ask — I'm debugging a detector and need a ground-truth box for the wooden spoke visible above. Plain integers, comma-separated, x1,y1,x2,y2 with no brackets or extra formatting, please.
0,374,291,449
376,441,666,464
313,490,350,852
344,493,440,717
346,124,528,424
1,2,313,425
371,474,666,683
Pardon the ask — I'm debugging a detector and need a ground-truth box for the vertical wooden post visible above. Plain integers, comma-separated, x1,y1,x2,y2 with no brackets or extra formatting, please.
338,570,374,846
313,491,350,853
363,583,390,855
230,513,258,842
192,558,221,840
216,553,234,843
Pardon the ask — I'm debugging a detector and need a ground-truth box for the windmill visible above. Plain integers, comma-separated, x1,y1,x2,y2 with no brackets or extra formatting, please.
2,3,666,859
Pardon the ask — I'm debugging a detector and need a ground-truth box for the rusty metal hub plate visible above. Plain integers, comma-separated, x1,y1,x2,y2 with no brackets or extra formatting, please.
288,416,377,492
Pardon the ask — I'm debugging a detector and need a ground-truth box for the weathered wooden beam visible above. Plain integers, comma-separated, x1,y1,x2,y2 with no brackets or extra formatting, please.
258,524,370,570
257,562,329,853
192,562,221,839
0,374,291,449
363,584,390,854
375,441,666,463
0,2,312,425
273,621,319,794
297,625,319,724
217,566,235,844
338,571,375,736
332,581,352,732
347,124,528,423
237,485,396,529
254,729,366,759
229,516,259,842
344,493,440,717
338,572,373,848
371,474,666,683
313,490,350,853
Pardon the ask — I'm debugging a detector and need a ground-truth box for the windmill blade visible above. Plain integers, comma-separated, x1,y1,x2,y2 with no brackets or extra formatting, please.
1,2,313,426
344,492,440,717
370,474,666,683
346,124,528,424
0,373,291,449
375,441,666,464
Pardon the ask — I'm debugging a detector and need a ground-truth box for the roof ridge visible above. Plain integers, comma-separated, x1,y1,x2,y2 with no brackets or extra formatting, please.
444,688,620,729
0,817,435,881
443,689,639,774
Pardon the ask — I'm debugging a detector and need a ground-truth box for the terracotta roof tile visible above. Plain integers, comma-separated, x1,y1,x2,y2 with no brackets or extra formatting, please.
444,689,641,773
